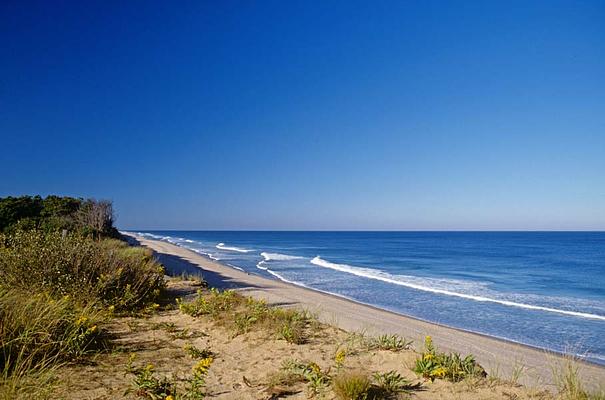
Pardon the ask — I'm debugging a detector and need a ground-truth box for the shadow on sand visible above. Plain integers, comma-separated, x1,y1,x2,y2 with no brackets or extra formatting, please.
123,234,297,307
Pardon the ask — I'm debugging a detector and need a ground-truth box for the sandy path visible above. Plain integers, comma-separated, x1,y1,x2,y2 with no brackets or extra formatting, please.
123,232,605,390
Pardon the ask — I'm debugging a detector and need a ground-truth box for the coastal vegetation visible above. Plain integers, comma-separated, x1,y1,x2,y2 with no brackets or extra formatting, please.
0,195,164,398
0,195,603,399
177,288,315,344
0,195,118,238
413,335,486,382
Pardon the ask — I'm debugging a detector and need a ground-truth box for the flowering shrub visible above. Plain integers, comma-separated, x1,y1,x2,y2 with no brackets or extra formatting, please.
413,336,486,382
126,354,213,400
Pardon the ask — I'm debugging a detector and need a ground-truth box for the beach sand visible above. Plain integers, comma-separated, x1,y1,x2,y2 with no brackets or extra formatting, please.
123,232,605,390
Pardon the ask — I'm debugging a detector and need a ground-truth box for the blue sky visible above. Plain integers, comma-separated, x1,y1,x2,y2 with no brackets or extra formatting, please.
1,1,604,230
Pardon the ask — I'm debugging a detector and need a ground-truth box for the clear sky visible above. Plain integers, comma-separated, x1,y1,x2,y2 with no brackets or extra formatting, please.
1,1,604,230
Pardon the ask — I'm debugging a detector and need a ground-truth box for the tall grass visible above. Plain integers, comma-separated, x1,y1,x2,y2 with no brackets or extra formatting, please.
0,230,166,398
551,355,605,400
0,288,106,398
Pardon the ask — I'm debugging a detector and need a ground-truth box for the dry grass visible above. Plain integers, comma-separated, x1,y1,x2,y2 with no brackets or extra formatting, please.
332,371,371,400
551,355,605,400
0,231,167,398
177,288,317,344
49,279,604,400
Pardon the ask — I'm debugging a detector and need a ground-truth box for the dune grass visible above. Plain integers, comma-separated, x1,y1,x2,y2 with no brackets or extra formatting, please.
551,355,605,400
0,230,166,398
177,288,315,344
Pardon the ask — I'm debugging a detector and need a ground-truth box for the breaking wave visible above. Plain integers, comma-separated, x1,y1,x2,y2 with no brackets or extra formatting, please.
216,242,254,253
310,256,605,321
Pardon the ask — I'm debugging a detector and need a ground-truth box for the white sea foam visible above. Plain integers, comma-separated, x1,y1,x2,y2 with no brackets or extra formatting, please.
216,242,254,253
260,252,303,261
310,256,605,321
227,263,245,272
264,268,307,286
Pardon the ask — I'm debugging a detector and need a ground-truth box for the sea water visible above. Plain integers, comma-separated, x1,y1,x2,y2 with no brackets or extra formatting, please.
132,231,605,365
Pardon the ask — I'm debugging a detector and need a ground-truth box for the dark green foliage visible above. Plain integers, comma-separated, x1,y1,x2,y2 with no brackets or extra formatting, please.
413,336,486,382
0,195,44,231
0,195,118,238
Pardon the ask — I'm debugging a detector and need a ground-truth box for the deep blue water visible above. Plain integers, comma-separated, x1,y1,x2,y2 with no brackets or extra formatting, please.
133,231,605,364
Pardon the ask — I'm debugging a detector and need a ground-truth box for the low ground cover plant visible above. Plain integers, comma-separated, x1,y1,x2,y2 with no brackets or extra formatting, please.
126,353,213,400
413,335,486,382
272,358,416,400
369,334,413,352
177,288,313,344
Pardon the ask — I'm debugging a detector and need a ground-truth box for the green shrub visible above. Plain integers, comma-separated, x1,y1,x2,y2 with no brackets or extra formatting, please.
183,344,213,360
333,372,371,400
370,334,413,352
413,336,485,382
0,195,118,238
0,230,165,312
281,359,330,397
126,356,176,399
372,370,412,396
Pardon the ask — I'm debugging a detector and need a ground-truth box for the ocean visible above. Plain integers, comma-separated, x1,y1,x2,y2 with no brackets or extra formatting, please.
132,231,605,365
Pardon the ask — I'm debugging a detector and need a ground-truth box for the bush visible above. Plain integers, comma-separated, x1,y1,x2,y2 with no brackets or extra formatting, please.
281,359,330,397
0,195,118,238
372,370,411,397
413,336,486,382
369,334,413,352
333,372,371,400
0,230,165,312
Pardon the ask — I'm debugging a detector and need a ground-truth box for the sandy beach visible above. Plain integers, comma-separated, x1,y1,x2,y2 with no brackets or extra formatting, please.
123,232,605,390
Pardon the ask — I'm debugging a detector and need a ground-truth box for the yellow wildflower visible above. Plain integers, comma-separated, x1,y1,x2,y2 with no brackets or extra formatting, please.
309,362,321,375
423,353,434,361
430,366,447,378
75,316,88,326
334,349,346,366
193,357,213,375
165,396,175,400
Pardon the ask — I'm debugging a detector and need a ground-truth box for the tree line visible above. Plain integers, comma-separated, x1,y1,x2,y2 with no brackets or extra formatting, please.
0,195,118,238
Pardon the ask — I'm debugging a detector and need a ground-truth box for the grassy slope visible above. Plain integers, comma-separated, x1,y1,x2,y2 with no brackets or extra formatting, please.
53,278,604,400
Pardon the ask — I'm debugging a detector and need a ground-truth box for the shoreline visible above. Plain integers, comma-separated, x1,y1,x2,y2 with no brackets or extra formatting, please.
123,232,605,389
